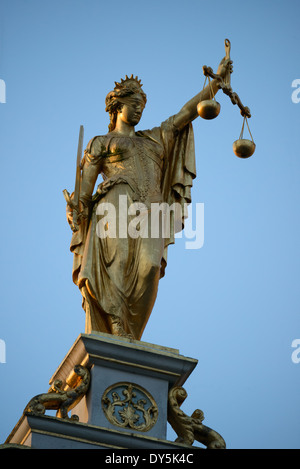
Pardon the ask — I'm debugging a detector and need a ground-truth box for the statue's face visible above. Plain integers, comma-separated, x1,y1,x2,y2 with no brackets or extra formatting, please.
118,94,145,127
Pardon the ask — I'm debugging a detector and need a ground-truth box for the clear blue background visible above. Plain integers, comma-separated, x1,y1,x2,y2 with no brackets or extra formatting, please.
0,0,299,449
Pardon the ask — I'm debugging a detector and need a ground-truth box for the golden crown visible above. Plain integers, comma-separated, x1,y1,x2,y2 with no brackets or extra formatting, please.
114,75,143,90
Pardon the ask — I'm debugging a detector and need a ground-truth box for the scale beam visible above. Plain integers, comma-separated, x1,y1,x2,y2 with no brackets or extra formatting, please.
202,65,251,119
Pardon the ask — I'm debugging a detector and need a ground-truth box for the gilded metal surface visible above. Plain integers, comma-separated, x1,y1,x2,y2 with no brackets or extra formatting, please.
63,126,84,232
233,115,256,158
197,99,220,120
23,365,90,421
65,48,232,340
168,386,226,449
224,38,232,86
233,139,256,158
202,65,251,118
102,382,158,432
199,38,255,159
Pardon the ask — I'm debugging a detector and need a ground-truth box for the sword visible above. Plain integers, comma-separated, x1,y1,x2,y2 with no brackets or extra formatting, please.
63,125,84,232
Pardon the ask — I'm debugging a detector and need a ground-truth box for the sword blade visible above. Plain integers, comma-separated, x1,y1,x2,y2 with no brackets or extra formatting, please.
73,125,84,208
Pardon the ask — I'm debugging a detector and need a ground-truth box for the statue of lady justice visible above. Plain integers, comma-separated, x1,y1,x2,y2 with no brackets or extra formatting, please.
66,56,232,340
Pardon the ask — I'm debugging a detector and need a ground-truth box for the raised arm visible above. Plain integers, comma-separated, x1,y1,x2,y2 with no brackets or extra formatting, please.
173,58,233,131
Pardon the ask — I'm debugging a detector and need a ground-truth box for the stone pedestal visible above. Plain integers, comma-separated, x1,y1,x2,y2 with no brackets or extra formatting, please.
4,332,200,450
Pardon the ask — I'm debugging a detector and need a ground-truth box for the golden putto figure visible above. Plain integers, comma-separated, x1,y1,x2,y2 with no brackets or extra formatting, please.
67,59,232,340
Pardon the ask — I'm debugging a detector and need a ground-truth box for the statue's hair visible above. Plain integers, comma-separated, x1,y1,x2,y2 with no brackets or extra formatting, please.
105,75,147,132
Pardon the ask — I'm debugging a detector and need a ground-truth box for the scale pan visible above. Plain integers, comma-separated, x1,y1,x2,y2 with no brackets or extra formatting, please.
233,139,256,159
197,100,220,120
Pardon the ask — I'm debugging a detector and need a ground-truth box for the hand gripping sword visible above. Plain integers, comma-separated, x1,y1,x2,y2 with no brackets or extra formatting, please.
63,125,84,232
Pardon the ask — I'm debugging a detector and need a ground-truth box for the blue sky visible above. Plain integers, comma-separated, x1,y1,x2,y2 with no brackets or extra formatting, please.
0,0,300,449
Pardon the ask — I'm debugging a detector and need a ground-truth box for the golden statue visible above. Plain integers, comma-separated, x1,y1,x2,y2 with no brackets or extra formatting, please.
65,54,234,340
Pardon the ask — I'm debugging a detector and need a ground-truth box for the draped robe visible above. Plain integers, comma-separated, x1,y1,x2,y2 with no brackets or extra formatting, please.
69,116,196,339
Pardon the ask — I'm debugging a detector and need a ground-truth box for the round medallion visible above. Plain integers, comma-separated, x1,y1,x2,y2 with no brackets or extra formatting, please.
101,382,158,432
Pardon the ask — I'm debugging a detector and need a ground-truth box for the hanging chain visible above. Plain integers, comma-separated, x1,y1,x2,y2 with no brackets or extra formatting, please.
203,75,216,101
239,116,254,142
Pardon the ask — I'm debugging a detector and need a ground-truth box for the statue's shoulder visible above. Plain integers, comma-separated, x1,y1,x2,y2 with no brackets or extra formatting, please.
139,116,177,137
85,135,109,155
